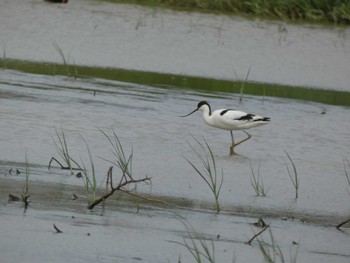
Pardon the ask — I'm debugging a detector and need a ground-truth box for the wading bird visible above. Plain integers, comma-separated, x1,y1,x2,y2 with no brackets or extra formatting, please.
181,101,270,155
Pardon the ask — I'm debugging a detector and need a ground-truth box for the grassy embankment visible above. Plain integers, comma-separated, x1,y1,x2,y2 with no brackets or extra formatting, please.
97,0,350,24
2,58,350,106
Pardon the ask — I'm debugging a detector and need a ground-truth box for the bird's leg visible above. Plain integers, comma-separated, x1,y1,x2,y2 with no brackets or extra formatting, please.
230,130,236,155
229,130,252,155
230,130,235,145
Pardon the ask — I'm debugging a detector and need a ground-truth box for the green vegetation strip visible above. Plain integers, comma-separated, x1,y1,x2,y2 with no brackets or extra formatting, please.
2,58,350,106
96,0,350,24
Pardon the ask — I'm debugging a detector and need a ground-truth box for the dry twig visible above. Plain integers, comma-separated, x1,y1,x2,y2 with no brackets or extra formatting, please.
246,225,270,245
87,167,151,210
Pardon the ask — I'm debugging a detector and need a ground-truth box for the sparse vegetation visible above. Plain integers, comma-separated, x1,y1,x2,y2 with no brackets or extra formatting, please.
48,128,151,209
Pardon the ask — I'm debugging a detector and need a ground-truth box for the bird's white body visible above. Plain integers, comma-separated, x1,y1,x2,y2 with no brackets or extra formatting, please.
181,101,270,155
198,103,269,131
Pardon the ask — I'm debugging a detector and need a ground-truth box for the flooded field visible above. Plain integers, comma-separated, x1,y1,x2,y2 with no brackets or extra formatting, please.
1,69,350,262
1,0,350,262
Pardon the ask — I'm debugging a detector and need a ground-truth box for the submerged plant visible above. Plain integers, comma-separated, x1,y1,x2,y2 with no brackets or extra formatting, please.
284,151,299,199
249,161,268,197
186,137,224,213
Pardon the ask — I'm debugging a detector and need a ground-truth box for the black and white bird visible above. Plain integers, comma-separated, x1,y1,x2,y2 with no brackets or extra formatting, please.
181,101,270,155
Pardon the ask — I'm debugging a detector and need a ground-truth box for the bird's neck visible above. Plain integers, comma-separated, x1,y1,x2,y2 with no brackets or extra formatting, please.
202,110,215,126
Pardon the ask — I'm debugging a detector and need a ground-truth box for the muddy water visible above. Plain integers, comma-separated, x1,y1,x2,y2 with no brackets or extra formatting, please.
1,70,350,262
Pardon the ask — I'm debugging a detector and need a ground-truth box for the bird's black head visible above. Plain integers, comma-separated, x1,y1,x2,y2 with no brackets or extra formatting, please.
197,101,209,109
180,101,210,117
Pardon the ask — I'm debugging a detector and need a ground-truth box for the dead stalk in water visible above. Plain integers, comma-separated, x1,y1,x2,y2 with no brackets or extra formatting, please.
246,225,270,245
336,217,350,230
87,166,151,210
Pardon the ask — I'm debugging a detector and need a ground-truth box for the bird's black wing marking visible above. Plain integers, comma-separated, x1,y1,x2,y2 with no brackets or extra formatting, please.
220,109,231,116
236,113,255,121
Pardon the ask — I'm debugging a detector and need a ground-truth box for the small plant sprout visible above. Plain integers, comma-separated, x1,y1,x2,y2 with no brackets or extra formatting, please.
53,42,78,78
239,66,252,103
22,153,30,210
99,129,133,180
2,44,7,69
53,43,70,75
343,159,350,195
186,137,224,214
78,136,98,206
284,151,299,199
249,160,267,197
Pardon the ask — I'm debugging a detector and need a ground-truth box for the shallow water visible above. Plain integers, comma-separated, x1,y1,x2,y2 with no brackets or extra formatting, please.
1,0,350,262
1,69,350,262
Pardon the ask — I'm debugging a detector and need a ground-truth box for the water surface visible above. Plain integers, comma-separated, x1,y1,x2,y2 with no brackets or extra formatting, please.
1,68,350,263
1,0,350,262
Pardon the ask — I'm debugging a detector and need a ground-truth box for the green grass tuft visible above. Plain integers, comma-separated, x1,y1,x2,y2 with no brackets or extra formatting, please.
284,150,299,199
250,161,268,197
186,137,224,213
